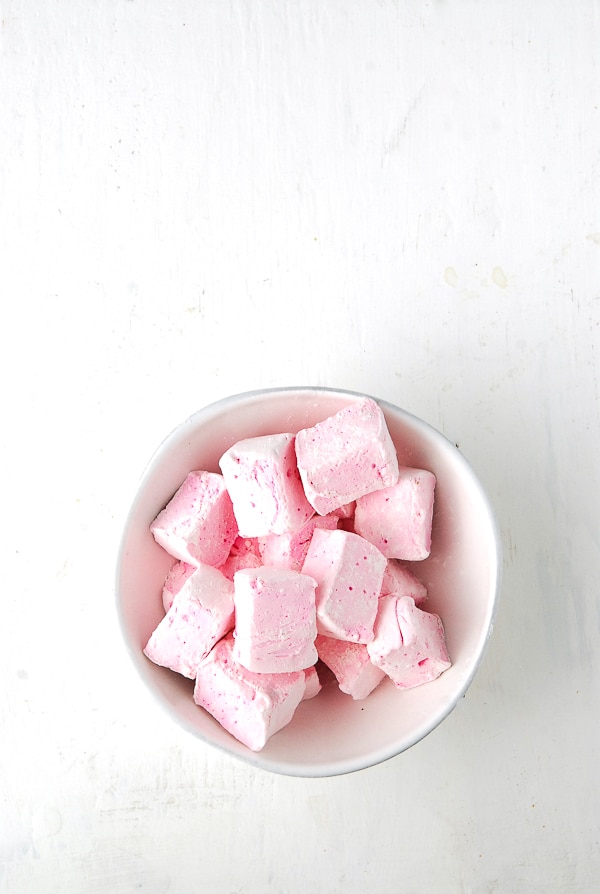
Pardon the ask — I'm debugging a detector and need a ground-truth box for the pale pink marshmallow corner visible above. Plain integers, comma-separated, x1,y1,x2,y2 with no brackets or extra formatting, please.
330,501,356,520
315,634,386,700
219,432,314,538
295,397,399,515
150,470,238,567
144,564,235,679
354,467,436,560
194,635,306,752
302,665,321,700
301,528,387,644
162,560,195,612
232,566,318,673
258,512,339,572
380,559,428,607
367,594,451,689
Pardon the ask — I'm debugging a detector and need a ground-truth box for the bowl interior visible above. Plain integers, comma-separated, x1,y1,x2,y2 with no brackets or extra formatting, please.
116,387,501,777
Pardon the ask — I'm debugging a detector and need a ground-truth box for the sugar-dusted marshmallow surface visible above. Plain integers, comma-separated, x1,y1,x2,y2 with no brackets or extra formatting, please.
194,635,306,751
232,566,318,673
316,634,386,700
302,665,322,700
144,564,235,679
162,560,195,612
367,595,451,689
295,397,399,515
301,528,386,643
258,512,339,572
150,470,238,567
354,467,436,560
380,559,428,607
219,433,314,537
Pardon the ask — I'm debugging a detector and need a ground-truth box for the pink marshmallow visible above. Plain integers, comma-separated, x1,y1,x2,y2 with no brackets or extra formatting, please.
329,501,356,520
328,502,357,534
194,635,306,751
258,513,339,572
162,560,195,612
219,535,262,581
229,535,262,558
150,470,238,567
219,433,314,537
232,567,318,673
301,528,386,644
302,665,322,700
315,634,386,700
367,595,451,689
295,397,399,515
380,560,428,607
144,564,235,679
354,467,436,560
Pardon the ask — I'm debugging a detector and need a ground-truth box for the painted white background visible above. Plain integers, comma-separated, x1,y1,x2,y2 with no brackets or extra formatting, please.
1,1,599,891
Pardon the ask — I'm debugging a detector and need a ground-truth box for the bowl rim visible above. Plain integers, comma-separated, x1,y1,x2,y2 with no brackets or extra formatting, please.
115,385,503,777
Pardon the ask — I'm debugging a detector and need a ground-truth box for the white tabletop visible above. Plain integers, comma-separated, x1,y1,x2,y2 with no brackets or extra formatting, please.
2,1,599,891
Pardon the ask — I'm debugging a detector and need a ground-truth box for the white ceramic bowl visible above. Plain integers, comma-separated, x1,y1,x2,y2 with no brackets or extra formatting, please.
116,387,501,777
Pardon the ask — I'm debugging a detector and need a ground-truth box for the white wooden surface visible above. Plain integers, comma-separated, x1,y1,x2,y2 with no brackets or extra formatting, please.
2,1,599,891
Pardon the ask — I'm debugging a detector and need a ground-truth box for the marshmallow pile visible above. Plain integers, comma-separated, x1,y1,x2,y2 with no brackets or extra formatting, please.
144,398,451,752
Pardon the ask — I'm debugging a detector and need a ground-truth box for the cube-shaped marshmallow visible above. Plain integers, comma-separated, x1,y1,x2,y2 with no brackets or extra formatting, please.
380,559,428,607
194,635,306,751
354,467,436,560
367,595,451,689
315,634,386,700
150,470,238,567
232,567,318,673
295,397,399,515
219,433,314,537
301,528,386,644
144,564,235,679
